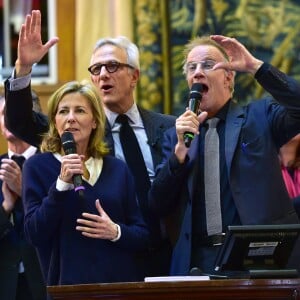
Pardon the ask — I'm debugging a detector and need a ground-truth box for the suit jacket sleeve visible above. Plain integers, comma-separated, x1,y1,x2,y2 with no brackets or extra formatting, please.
4,79,49,147
0,206,13,240
149,128,190,217
255,62,300,109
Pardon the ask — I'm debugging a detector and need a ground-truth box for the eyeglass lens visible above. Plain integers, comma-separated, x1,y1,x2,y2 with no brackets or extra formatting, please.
88,61,132,75
186,60,216,74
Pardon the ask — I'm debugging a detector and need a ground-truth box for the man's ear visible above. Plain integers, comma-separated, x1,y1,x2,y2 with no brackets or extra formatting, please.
131,69,140,88
224,69,235,89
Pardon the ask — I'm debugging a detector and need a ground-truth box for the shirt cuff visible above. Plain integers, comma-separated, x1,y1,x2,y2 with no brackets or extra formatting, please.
56,176,74,191
111,224,121,242
9,69,31,91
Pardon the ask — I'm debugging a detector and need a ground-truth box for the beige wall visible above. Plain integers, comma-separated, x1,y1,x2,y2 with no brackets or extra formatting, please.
75,0,133,82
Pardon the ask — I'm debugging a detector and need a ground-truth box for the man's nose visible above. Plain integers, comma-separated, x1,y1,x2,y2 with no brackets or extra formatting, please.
194,63,206,75
99,65,109,77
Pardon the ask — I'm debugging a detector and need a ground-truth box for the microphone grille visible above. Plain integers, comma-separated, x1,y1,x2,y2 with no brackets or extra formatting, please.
61,131,75,152
190,83,203,99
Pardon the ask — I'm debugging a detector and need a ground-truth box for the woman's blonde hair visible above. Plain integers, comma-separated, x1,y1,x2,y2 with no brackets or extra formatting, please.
40,80,109,158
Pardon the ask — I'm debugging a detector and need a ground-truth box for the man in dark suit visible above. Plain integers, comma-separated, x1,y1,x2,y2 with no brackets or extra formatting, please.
4,10,175,278
0,95,46,300
149,35,300,276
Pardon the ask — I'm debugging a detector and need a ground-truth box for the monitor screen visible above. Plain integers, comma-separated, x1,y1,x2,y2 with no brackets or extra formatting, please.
214,224,300,277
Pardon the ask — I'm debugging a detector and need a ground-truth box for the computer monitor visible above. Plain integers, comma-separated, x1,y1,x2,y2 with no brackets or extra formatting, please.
214,224,300,278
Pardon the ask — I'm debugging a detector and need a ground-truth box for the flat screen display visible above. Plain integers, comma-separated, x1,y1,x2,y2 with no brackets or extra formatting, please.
214,224,300,278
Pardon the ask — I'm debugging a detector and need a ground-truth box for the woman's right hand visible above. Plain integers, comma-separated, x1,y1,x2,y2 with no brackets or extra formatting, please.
59,154,84,184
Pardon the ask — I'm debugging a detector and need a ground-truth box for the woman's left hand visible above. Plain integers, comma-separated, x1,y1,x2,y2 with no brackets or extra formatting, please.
76,199,119,240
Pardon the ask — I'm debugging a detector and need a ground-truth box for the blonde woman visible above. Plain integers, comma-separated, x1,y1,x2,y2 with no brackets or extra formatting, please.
22,81,149,286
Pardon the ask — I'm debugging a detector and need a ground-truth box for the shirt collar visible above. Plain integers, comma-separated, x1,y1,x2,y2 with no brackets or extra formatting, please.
215,99,231,122
8,145,37,160
105,103,142,127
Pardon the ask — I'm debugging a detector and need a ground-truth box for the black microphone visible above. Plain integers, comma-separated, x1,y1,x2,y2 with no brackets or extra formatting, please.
61,131,85,197
183,83,203,148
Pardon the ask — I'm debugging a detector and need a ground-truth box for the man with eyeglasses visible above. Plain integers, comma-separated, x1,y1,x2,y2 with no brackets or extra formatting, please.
4,10,175,279
148,35,300,277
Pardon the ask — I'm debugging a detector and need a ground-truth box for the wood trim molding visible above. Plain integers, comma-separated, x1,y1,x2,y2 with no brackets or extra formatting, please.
56,0,76,83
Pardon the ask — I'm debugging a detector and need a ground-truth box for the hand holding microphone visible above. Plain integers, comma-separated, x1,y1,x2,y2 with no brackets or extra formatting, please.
183,83,203,147
61,131,85,198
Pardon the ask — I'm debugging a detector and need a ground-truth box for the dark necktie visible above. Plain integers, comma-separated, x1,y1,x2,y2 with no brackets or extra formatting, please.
116,115,151,213
117,115,163,243
204,118,222,236
11,155,26,170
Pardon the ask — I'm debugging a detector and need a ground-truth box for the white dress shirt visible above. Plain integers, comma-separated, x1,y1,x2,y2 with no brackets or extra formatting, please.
105,104,155,182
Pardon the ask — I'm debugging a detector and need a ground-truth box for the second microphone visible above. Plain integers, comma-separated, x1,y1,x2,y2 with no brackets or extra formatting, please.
183,83,203,148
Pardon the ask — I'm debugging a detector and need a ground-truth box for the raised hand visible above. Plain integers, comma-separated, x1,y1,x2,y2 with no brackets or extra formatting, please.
15,10,59,77
210,35,263,75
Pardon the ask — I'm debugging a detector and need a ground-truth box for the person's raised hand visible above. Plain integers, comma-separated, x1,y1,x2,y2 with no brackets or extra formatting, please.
210,35,263,75
15,10,59,77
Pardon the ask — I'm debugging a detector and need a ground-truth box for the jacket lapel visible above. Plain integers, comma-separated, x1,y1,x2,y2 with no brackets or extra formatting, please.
185,102,245,200
225,101,244,177
104,119,115,155
187,134,200,202
139,107,163,167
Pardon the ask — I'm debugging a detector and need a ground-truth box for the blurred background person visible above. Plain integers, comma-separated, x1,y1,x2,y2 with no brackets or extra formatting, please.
280,133,300,216
0,94,46,300
280,133,300,200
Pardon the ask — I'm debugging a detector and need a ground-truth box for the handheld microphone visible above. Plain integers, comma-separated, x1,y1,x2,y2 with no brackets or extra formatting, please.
61,131,85,197
183,83,203,148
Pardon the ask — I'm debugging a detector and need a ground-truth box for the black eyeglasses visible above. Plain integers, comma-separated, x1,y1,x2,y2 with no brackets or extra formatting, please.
88,61,134,75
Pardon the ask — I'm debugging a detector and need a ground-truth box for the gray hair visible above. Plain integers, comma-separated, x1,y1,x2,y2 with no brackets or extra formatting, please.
92,36,140,70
